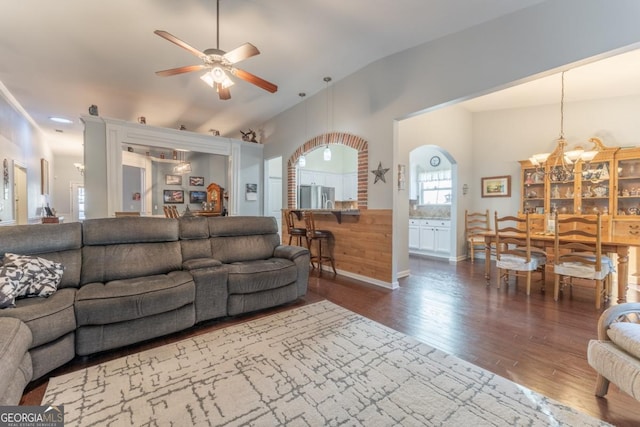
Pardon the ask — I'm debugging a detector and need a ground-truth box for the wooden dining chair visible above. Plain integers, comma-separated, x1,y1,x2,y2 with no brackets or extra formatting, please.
494,212,547,295
163,205,180,218
465,209,491,263
553,213,613,309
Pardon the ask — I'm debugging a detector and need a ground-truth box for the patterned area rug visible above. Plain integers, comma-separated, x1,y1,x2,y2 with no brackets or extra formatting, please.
43,301,610,426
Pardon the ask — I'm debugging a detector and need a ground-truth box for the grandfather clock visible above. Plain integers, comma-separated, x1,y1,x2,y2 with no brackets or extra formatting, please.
206,183,223,215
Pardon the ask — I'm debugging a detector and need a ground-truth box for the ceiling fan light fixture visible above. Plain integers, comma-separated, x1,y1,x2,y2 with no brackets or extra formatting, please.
200,72,215,88
200,67,235,89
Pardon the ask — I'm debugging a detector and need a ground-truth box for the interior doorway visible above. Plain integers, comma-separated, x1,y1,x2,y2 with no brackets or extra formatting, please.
70,182,85,222
13,164,27,224
408,145,458,261
264,157,283,235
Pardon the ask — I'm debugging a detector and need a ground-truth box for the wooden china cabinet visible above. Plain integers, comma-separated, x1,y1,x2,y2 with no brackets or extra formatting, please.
613,146,640,238
519,137,640,237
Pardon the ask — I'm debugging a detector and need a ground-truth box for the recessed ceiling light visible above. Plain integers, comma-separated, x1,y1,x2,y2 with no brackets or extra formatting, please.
49,117,73,124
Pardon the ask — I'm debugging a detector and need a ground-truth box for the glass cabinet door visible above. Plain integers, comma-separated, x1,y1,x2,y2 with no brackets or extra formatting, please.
522,166,545,214
579,160,612,215
548,165,576,214
616,158,640,216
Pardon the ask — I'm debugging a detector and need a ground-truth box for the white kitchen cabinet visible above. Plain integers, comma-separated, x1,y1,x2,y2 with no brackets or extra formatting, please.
409,219,450,258
342,172,358,201
298,170,314,185
409,219,421,249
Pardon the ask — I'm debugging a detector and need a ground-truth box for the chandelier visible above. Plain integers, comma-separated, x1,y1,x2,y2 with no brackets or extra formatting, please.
172,150,192,174
528,71,600,182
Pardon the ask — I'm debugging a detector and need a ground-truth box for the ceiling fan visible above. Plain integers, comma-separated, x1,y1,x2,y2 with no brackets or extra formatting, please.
154,0,277,100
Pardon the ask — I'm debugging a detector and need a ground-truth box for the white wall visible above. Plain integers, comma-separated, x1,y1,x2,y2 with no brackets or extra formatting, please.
261,0,640,281
52,154,84,220
0,86,53,224
397,106,474,269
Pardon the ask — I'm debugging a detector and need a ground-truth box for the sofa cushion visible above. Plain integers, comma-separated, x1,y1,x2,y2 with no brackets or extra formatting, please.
3,253,63,299
81,241,183,284
4,288,77,348
211,235,279,264
0,317,33,405
75,271,195,325
82,217,179,245
0,223,82,290
607,322,640,359
227,258,298,294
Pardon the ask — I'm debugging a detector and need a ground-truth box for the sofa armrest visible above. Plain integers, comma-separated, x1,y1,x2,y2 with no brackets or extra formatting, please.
597,302,640,340
273,245,309,261
183,258,223,271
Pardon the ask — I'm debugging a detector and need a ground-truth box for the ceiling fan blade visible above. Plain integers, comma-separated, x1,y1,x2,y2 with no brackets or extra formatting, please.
231,68,278,93
155,64,206,77
223,43,260,64
216,84,231,100
154,30,206,59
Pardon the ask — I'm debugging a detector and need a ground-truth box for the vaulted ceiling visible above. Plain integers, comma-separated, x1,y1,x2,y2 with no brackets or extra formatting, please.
0,0,546,156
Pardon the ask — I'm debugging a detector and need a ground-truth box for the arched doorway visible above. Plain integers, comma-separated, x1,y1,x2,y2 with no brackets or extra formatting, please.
287,132,369,209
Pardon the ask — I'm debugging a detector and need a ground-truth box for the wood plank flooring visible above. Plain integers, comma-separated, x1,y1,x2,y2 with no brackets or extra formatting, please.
22,256,640,426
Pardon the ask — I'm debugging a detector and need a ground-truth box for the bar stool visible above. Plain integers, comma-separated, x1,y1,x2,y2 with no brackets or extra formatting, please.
303,211,337,276
284,209,307,247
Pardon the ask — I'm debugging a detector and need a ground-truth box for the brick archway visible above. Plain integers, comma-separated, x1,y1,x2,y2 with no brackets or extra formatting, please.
287,132,368,209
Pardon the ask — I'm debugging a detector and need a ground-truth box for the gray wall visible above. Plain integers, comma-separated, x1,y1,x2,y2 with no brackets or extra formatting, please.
260,0,640,279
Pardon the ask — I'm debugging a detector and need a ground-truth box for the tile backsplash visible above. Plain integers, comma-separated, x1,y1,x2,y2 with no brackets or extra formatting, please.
409,202,451,219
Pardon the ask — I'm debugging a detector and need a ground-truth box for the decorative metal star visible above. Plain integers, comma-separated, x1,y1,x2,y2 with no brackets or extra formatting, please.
371,161,390,184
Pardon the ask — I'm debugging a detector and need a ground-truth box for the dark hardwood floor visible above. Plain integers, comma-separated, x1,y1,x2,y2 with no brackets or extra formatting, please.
22,256,640,426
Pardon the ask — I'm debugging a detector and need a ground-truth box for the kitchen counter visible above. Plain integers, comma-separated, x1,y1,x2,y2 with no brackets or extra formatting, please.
290,209,360,224
409,216,450,220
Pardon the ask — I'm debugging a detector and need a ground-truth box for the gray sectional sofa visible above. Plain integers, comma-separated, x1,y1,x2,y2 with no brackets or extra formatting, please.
0,215,309,405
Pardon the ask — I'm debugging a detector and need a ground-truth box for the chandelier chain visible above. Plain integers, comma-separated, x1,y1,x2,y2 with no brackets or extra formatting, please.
559,71,565,140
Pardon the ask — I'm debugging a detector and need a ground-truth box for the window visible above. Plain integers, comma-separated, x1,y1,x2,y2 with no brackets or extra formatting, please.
419,170,452,205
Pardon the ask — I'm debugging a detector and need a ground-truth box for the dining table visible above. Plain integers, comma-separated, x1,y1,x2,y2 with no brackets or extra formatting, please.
482,231,637,303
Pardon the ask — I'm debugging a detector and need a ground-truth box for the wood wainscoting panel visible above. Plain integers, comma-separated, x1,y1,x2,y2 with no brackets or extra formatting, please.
282,209,393,284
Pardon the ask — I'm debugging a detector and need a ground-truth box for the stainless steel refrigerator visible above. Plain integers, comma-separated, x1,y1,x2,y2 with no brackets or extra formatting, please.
299,185,335,209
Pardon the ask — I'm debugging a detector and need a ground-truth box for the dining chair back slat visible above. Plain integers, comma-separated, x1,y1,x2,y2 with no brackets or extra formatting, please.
494,212,546,295
553,213,611,309
465,209,492,263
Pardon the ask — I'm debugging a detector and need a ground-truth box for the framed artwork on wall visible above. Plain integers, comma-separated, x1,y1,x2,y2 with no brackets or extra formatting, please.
163,190,184,204
165,175,182,185
41,158,49,195
481,175,511,198
189,190,207,203
189,176,204,186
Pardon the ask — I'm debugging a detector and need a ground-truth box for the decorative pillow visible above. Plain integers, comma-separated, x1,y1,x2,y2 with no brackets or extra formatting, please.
2,253,64,299
607,322,640,359
0,264,24,308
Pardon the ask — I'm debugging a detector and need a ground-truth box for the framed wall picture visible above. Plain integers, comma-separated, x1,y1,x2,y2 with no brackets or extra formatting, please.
481,175,511,198
163,190,184,204
245,183,257,201
165,174,182,185
41,158,49,195
189,190,207,204
189,176,204,186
